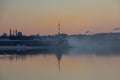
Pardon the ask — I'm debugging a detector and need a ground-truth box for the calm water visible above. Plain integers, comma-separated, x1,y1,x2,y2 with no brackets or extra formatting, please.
0,48,120,80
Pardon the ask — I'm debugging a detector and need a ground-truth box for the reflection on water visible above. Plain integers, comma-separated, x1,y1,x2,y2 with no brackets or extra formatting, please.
0,48,120,80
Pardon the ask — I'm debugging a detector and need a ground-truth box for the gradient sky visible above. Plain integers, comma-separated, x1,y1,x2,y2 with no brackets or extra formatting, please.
0,0,120,35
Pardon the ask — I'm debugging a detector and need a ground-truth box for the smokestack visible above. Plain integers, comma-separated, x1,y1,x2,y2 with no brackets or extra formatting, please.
10,29,12,36
58,24,60,35
16,29,17,36
13,30,14,36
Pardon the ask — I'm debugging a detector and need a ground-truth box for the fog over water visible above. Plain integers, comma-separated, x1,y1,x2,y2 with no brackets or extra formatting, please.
68,37,92,48
68,37,104,51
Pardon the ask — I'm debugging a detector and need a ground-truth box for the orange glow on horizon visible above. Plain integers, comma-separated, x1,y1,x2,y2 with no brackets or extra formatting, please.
0,0,120,35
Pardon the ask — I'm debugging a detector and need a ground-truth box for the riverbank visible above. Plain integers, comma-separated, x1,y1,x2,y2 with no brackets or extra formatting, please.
0,46,49,50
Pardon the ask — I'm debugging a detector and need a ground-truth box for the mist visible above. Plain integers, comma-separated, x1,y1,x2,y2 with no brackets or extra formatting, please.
68,34,120,52
68,36,100,50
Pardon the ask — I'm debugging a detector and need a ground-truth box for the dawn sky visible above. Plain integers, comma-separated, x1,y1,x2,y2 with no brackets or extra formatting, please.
0,0,120,35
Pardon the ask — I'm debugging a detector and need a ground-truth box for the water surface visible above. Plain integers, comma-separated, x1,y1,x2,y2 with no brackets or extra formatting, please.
0,48,120,80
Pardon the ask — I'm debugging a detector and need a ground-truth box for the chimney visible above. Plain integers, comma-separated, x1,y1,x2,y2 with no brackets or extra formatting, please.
16,29,17,36
13,30,15,36
10,29,12,36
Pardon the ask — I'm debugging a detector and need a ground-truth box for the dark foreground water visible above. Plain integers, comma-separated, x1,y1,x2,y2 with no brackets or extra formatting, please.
0,48,120,80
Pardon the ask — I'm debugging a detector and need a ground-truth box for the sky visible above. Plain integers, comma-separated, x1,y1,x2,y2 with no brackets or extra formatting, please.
0,0,120,35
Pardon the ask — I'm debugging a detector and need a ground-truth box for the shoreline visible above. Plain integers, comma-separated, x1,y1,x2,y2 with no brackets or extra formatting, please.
0,46,50,50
